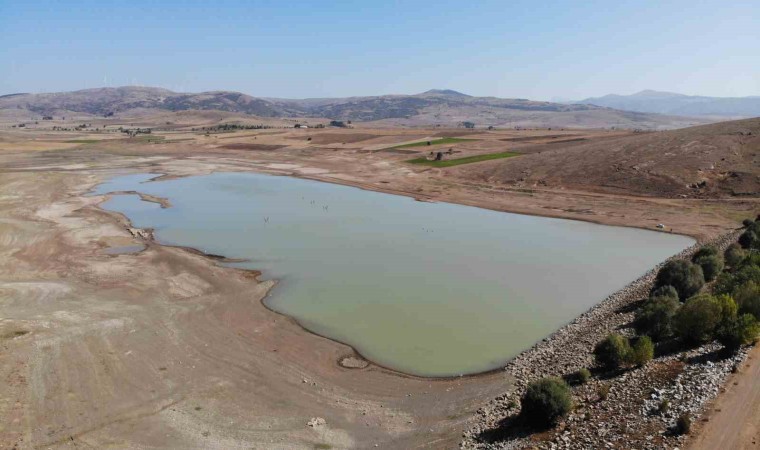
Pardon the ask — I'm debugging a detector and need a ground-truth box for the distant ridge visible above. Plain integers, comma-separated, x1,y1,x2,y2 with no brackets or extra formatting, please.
419,89,472,98
0,86,715,129
577,90,760,117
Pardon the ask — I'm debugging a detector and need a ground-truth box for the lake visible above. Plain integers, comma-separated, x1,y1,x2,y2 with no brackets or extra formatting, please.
95,172,694,377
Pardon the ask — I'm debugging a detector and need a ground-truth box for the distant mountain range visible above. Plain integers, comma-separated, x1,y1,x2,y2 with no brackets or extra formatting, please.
0,86,716,129
576,90,760,117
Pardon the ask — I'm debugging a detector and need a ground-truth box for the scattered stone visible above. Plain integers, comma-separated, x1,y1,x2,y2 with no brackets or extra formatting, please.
307,417,326,428
339,355,370,369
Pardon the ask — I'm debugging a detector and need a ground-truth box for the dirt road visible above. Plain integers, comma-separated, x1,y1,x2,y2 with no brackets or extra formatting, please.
689,344,760,450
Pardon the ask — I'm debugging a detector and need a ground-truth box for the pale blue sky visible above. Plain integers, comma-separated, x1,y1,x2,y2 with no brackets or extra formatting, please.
1,0,758,100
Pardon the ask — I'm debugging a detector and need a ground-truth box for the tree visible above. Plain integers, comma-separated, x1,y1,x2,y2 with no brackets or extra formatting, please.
725,243,746,268
653,260,705,300
733,281,760,319
692,246,718,262
635,292,680,340
739,230,759,250
715,264,760,295
715,294,739,323
743,219,755,228
594,334,631,370
695,254,724,282
650,285,679,299
674,294,722,343
629,336,654,366
520,377,573,427
718,314,760,350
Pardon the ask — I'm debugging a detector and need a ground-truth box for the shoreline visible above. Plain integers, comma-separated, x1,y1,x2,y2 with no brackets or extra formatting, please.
92,169,703,383
93,186,516,382
6,169,505,449
112,164,710,242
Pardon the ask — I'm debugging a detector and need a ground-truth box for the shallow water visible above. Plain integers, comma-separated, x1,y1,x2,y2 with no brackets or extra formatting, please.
104,244,145,255
95,172,694,377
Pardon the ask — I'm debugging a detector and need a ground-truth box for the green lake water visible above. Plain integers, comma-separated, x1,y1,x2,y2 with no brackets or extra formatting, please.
95,172,694,377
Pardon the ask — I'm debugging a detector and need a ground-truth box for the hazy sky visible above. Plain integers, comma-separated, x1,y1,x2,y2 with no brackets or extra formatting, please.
1,0,758,100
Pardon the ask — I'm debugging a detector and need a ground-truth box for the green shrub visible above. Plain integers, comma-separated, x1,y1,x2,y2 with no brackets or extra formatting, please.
744,252,760,268
692,246,718,262
739,230,759,250
674,294,723,343
658,399,670,415
714,271,736,295
577,368,591,384
653,260,705,300
520,377,573,427
676,412,692,435
695,254,724,282
733,281,760,319
629,336,654,366
635,293,680,340
715,294,739,321
714,264,760,296
718,313,760,350
594,334,632,370
743,218,755,228
724,243,746,267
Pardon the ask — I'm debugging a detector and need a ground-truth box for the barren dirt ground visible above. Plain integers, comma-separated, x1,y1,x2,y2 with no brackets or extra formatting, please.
0,118,756,449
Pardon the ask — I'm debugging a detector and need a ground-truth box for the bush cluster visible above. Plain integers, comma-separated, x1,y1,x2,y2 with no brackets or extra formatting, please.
638,240,760,349
593,333,653,369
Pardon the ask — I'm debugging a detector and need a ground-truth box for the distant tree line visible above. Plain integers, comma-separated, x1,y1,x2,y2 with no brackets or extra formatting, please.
192,124,274,132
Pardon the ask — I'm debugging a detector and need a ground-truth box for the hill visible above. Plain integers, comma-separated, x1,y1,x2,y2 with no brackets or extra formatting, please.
0,86,714,130
452,117,759,198
578,90,760,117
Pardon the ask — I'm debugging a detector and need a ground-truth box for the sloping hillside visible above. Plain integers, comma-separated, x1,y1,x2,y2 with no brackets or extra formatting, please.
452,118,759,198
0,86,296,117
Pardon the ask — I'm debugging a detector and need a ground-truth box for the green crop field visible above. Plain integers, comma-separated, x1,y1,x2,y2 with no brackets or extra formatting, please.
406,151,520,167
390,137,473,149
65,139,101,144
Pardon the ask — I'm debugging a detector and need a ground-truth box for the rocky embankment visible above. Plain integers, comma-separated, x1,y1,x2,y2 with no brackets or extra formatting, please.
462,230,744,449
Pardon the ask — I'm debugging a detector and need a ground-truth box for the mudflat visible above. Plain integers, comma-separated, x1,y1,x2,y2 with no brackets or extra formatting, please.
0,170,511,448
